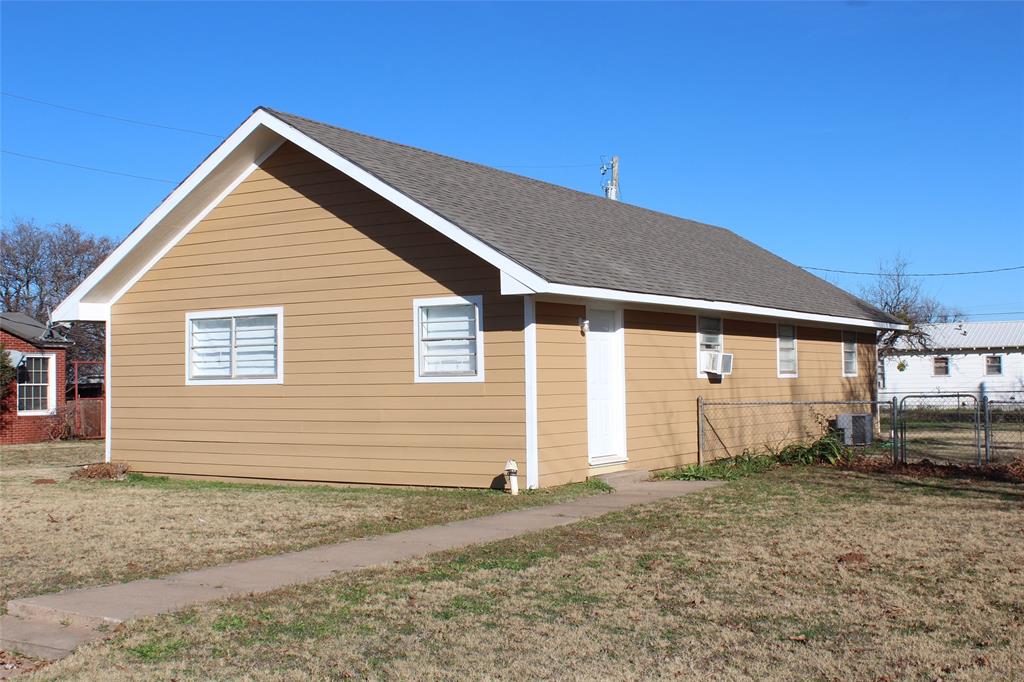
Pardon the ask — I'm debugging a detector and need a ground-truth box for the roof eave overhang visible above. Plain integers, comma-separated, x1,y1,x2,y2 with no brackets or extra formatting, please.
54,108,907,333
524,281,905,330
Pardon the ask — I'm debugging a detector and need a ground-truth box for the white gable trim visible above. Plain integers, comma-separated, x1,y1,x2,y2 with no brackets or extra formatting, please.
52,108,905,334
108,142,283,308
256,113,549,292
53,109,547,322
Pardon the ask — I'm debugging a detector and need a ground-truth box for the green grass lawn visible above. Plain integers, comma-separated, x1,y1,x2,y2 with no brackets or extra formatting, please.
1,441,603,607
35,465,1024,681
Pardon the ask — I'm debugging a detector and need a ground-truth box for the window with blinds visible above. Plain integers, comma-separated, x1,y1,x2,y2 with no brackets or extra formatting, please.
842,331,858,377
414,296,484,382
186,308,282,384
778,324,797,377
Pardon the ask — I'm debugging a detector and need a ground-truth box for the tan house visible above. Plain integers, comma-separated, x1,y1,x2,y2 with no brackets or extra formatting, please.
54,108,903,489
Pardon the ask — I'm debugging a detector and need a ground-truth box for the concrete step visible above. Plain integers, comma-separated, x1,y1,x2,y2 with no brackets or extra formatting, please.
594,469,651,489
0,615,103,661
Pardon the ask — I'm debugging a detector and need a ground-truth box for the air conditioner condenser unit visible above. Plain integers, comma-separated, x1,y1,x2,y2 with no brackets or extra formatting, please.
834,413,873,446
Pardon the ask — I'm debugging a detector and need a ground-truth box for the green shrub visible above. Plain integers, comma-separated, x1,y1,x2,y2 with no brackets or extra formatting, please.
659,434,853,481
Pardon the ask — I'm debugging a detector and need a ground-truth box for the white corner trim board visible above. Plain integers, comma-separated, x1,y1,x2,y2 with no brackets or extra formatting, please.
51,108,906,334
523,295,539,489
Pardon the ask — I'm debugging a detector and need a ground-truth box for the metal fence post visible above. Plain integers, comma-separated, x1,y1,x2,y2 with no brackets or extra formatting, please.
697,396,704,466
890,396,899,465
982,396,991,465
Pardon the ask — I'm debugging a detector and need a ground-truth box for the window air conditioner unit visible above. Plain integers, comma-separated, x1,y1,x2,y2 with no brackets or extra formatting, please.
700,351,733,376
835,413,873,446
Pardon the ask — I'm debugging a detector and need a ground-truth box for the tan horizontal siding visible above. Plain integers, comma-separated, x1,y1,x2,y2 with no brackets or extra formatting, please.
535,302,589,487
110,141,524,488
623,311,875,473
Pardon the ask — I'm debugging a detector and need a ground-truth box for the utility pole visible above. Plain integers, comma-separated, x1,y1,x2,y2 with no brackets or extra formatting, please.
602,155,620,201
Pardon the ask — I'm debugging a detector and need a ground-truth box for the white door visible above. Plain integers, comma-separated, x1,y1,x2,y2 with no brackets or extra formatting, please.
586,306,626,465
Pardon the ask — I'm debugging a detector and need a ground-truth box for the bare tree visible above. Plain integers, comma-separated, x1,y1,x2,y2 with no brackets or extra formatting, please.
1,219,116,368
860,256,963,356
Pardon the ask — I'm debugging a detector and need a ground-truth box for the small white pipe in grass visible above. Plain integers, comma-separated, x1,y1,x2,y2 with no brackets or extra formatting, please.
505,459,519,495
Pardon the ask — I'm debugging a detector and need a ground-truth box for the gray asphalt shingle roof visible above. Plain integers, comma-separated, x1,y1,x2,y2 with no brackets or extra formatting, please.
263,108,897,324
0,311,71,347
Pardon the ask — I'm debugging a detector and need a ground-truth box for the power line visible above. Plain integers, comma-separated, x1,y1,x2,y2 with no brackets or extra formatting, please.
1,91,223,138
490,163,597,169
803,265,1024,277
2,150,176,184
962,311,1024,317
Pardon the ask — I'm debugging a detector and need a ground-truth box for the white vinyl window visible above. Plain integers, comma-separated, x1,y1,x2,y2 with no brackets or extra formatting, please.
933,356,950,377
696,316,723,377
842,331,858,377
186,307,283,385
986,355,1002,376
777,324,798,378
413,295,484,382
17,354,56,415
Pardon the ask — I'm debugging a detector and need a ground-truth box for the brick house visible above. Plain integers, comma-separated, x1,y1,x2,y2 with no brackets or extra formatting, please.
1,312,72,444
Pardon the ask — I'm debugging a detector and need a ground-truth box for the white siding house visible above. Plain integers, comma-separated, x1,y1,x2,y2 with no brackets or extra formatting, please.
879,321,1024,402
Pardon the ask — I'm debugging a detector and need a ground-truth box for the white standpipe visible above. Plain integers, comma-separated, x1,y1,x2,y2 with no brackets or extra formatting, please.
504,459,520,495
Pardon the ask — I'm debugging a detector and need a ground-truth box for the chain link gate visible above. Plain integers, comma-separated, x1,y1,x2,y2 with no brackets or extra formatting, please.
896,394,982,465
984,399,1024,463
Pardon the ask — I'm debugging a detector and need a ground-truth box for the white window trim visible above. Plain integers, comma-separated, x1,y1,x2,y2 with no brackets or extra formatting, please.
777,323,798,379
696,316,725,379
413,295,485,383
932,355,951,377
185,306,284,385
842,331,859,377
985,355,1003,376
17,353,57,416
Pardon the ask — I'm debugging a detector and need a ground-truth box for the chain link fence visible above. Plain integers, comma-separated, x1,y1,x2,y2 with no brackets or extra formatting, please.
698,394,1023,467
698,399,895,464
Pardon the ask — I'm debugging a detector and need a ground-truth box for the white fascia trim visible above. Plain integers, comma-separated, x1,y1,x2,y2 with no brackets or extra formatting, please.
256,112,549,292
539,282,906,331
52,114,274,322
523,295,539,489
412,295,485,383
185,306,285,386
109,142,283,308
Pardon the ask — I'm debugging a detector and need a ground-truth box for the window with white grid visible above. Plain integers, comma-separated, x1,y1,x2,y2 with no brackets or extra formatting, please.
17,354,55,414
186,307,283,384
413,296,484,382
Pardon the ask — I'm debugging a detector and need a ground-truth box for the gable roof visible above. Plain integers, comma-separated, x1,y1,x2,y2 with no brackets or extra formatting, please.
265,109,897,326
53,107,903,329
894,320,1024,352
0,311,72,347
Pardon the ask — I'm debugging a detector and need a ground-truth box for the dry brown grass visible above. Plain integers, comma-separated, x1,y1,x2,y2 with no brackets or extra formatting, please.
0,441,599,607
34,465,1024,681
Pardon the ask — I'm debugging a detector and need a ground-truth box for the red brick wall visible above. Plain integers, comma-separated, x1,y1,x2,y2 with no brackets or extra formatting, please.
0,330,67,445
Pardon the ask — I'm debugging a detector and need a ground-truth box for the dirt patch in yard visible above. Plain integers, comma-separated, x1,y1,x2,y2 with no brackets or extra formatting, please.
34,466,1024,681
846,455,1024,484
0,442,600,607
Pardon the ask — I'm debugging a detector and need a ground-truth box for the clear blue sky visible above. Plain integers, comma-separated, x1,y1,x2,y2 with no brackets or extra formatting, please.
2,1,1022,319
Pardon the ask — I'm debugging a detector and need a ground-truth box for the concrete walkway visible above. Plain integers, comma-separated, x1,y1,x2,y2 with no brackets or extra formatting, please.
1,472,720,661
